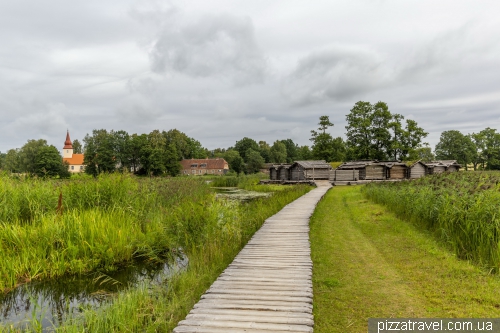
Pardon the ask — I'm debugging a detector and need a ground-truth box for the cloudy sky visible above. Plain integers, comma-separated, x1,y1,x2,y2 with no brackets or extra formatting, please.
1,0,499,154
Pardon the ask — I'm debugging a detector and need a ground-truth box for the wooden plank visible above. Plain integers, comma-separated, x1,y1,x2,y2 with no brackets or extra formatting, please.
194,299,312,310
174,325,311,333
206,288,313,298
173,184,331,332
185,313,314,326
176,319,313,332
189,308,313,319
210,282,312,291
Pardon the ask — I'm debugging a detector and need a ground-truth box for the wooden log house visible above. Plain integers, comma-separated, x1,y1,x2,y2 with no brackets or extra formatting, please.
290,160,332,181
425,160,461,174
336,160,375,180
407,160,427,179
384,162,408,180
278,164,291,180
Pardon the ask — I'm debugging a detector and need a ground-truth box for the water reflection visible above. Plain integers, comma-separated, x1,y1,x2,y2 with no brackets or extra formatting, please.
0,253,187,331
213,187,272,202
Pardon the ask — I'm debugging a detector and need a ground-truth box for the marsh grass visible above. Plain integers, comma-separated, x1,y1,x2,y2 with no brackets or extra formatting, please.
363,171,500,271
0,174,214,292
56,183,311,332
0,172,312,332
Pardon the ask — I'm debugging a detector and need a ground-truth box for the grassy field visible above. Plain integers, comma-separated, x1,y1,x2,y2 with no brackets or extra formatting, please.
0,173,312,332
311,186,500,333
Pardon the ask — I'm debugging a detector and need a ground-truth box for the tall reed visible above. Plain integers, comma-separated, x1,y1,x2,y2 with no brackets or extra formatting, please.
363,172,500,271
0,174,214,292
0,173,312,332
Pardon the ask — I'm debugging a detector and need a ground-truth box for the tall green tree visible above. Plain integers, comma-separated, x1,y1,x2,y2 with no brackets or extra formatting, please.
72,139,83,154
407,144,435,162
0,152,5,170
129,134,147,173
165,143,182,176
370,102,392,160
83,129,116,176
280,139,299,163
258,141,271,163
310,116,345,162
346,101,427,161
435,130,476,168
18,139,48,174
35,145,70,178
224,149,244,174
234,137,259,162
4,149,21,173
296,145,313,160
476,128,500,170
163,129,206,160
245,148,264,174
112,130,131,172
270,141,287,163
345,101,373,160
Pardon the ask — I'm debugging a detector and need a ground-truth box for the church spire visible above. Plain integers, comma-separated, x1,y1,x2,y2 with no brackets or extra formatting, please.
64,130,73,149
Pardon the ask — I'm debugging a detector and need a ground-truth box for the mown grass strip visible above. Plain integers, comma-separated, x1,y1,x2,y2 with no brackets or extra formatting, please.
363,172,500,270
311,186,500,333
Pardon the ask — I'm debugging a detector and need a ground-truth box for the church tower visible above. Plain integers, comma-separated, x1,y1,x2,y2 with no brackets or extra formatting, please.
63,130,73,158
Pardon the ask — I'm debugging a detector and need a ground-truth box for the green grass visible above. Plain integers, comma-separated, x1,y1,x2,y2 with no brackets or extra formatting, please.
0,174,217,292
50,183,312,332
0,172,312,332
363,171,500,271
311,186,500,333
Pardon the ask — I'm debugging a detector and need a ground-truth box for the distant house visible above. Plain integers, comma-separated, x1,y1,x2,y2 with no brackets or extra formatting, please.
180,158,229,176
383,161,408,180
62,131,85,173
269,164,292,181
260,163,274,175
336,160,376,180
337,160,408,180
425,160,461,174
407,160,427,179
290,160,332,180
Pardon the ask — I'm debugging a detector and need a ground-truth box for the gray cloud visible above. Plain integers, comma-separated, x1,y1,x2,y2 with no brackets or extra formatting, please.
281,47,390,106
1,1,500,154
147,12,267,85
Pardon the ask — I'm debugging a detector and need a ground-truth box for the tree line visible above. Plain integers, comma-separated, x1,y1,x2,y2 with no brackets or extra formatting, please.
0,139,71,177
435,128,500,170
81,129,205,176
1,100,499,176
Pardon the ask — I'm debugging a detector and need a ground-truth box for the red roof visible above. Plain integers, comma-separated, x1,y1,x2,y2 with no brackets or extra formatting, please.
63,154,84,165
180,158,228,169
64,131,72,149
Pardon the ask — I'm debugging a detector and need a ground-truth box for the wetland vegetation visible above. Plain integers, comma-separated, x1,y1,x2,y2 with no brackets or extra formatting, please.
0,173,312,331
364,171,500,271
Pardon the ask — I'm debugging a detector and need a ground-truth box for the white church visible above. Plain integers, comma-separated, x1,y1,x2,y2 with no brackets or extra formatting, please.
62,131,85,173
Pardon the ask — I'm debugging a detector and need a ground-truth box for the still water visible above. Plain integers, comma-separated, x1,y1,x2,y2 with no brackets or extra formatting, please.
213,187,272,202
0,187,266,330
0,254,187,331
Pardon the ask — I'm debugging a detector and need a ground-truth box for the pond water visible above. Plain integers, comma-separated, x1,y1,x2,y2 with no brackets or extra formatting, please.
0,187,268,330
0,253,187,331
212,187,272,202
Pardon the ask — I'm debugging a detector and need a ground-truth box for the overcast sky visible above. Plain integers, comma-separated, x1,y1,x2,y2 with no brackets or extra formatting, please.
1,0,499,154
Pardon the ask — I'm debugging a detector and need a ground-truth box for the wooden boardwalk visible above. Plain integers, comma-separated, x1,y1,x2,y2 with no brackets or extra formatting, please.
173,181,331,333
